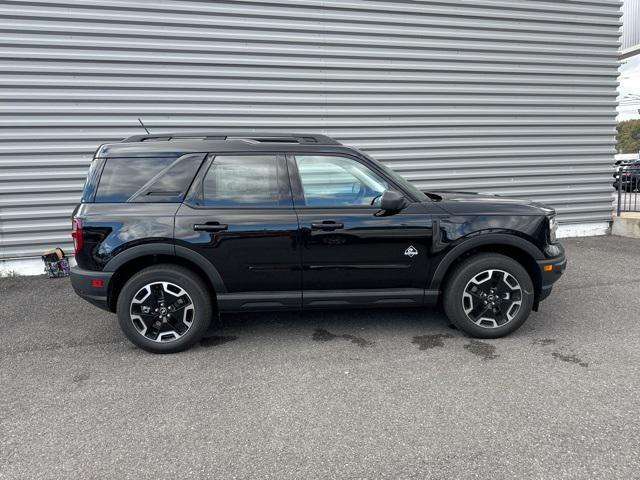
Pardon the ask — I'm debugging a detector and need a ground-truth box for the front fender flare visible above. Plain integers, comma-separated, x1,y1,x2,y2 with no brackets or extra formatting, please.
429,233,543,290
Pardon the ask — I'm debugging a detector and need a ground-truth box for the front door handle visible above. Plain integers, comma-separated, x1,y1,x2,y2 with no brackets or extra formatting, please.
194,222,228,232
310,220,344,231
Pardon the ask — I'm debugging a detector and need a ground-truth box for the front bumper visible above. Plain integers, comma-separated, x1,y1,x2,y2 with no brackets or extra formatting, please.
70,266,113,311
537,251,567,302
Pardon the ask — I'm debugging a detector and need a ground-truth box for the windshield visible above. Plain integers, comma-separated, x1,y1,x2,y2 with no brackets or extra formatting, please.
356,150,428,202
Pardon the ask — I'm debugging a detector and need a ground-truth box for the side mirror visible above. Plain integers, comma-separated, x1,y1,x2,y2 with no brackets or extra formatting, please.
380,189,408,212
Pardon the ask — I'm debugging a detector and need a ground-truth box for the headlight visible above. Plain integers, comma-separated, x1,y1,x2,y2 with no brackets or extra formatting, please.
548,216,558,243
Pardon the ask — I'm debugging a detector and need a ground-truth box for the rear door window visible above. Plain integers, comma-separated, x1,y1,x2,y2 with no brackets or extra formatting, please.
192,154,291,208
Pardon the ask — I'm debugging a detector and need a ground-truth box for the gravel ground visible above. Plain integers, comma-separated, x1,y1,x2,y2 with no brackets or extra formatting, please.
1,235,639,479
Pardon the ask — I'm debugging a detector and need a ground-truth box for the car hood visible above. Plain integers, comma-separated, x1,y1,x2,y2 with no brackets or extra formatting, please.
426,190,555,216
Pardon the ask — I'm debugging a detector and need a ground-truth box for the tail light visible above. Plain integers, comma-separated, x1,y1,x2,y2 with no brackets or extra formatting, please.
71,218,83,254
547,216,558,244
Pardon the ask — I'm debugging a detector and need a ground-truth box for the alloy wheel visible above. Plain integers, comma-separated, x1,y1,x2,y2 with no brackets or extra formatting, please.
130,281,194,342
461,269,522,328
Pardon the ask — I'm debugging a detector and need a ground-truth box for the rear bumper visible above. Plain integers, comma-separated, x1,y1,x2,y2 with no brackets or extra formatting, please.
537,253,567,302
70,266,113,311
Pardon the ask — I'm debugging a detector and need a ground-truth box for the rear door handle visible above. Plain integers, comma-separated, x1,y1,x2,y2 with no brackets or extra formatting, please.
310,221,344,231
194,223,228,232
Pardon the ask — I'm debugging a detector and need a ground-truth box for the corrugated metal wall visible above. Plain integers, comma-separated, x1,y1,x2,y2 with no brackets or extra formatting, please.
0,0,621,259
622,0,640,52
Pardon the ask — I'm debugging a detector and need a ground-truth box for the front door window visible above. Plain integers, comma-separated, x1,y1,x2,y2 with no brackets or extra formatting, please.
295,155,389,208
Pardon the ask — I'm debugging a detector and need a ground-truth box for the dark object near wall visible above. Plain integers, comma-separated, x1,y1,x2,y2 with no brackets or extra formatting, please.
42,248,70,278
615,163,640,215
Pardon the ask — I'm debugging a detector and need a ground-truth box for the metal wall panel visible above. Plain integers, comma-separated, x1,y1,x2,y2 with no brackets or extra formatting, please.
622,0,639,52
0,0,621,259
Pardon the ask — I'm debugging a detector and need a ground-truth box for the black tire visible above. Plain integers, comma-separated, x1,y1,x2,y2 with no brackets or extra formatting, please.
116,264,213,353
443,254,534,339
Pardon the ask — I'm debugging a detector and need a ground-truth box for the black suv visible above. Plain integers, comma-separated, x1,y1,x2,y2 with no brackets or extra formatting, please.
70,132,566,353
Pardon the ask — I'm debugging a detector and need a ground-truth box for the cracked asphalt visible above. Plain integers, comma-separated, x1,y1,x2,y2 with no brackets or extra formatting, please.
1,235,639,479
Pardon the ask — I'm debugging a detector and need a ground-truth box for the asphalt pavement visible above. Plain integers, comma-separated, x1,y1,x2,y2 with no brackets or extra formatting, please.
1,235,639,479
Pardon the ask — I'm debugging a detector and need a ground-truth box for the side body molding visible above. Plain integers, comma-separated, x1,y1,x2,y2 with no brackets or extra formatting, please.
429,233,544,290
103,243,227,293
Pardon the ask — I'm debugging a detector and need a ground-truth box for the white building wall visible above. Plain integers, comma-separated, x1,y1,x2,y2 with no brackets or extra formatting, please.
0,0,622,260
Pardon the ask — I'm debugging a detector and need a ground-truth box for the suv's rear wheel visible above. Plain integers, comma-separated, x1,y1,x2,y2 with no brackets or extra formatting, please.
443,254,534,338
116,264,212,353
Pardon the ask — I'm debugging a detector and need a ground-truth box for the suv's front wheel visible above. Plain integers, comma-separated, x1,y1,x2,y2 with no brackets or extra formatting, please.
443,254,534,338
116,264,212,353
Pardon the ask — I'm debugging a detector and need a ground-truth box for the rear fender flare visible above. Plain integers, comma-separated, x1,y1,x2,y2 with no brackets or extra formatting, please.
104,243,226,293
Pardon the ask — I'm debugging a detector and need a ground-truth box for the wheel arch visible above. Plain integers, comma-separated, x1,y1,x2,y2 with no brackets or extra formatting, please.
431,234,544,305
104,244,225,312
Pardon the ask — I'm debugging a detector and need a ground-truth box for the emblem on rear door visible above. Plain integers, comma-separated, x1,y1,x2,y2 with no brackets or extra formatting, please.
404,246,418,258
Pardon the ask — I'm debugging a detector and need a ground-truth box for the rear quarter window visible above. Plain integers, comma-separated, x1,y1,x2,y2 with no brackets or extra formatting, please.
80,157,105,203
94,154,204,203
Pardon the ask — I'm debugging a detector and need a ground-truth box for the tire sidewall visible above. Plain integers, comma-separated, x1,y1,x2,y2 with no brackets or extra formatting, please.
444,254,535,339
116,265,212,353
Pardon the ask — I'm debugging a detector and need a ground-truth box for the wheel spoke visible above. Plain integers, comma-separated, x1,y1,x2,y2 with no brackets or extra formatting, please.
147,320,162,341
493,303,508,325
167,295,191,313
490,271,501,289
166,315,188,335
495,280,510,297
467,286,486,301
153,284,166,305
470,303,491,322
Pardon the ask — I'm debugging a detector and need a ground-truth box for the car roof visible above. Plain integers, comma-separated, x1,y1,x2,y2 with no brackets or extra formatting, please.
96,132,356,158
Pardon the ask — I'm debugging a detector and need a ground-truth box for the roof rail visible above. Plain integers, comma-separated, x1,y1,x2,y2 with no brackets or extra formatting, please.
121,132,341,145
